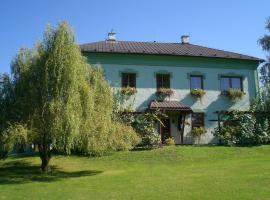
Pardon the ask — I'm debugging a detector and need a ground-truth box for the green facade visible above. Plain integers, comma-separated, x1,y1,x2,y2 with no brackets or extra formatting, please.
85,52,260,144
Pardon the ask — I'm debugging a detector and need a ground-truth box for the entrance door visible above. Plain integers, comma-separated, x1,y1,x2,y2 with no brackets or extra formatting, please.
160,118,171,143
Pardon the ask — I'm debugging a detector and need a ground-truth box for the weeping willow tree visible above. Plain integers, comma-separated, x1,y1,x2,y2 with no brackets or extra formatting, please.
9,22,139,172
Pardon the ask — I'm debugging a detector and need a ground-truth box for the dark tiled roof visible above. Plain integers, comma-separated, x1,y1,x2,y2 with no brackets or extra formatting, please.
80,41,261,61
149,101,192,112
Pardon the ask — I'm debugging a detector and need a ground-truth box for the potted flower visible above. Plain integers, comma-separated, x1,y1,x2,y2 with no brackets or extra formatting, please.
121,86,137,96
190,88,206,98
156,88,174,97
225,89,244,100
156,88,174,100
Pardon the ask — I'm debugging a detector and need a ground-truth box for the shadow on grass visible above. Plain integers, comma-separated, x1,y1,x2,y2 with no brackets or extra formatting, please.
0,160,102,185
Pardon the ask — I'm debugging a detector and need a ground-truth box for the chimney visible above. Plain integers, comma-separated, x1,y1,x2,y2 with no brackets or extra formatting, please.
107,31,116,41
181,35,189,44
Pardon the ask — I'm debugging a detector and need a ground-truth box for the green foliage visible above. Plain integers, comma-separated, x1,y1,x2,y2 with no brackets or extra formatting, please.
133,113,162,148
226,89,244,100
190,89,206,98
121,87,137,96
0,123,28,159
258,17,270,86
213,111,270,146
112,94,164,148
0,74,15,131
164,137,175,146
116,111,162,148
2,22,138,171
191,127,205,144
109,122,140,152
214,17,270,146
191,127,205,137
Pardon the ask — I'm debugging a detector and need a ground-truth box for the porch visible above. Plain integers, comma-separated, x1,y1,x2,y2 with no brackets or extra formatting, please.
149,101,193,144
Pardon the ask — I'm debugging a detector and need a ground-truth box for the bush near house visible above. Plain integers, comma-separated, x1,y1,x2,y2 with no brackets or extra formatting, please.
191,127,205,144
191,127,205,138
108,122,140,151
115,110,163,148
164,137,175,146
213,111,270,146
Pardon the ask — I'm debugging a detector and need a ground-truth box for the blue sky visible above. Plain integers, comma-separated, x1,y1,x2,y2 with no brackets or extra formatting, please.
0,0,269,74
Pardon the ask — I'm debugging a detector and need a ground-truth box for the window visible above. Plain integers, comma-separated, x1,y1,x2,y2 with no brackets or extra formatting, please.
122,73,136,88
156,74,170,89
191,113,204,128
190,75,203,90
220,76,242,92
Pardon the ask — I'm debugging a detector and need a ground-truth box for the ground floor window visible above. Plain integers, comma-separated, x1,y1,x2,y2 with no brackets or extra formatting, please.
191,113,204,128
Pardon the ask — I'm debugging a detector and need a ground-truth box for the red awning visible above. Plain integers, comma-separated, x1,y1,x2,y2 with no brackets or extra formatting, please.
149,101,192,113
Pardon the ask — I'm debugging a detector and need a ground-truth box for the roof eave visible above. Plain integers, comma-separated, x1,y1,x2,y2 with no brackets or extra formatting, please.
81,50,262,62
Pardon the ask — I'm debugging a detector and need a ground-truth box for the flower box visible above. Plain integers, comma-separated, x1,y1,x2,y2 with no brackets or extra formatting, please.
156,88,174,97
190,89,206,98
121,87,137,96
224,89,244,100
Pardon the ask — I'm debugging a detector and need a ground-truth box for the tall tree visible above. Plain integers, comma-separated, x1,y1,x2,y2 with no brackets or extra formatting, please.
9,22,138,172
259,17,270,86
11,23,93,172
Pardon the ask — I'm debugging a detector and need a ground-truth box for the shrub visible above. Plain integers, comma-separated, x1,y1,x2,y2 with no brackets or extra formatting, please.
190,89,206,98
113,90,165,148
191,127,205,144
226,89,244,100
213,111,270,146
132,112,163,148
121,87,137,96
191,127,205,137
109,122,140,151
164,138,175,146
0,123,28,159
114,109,164,148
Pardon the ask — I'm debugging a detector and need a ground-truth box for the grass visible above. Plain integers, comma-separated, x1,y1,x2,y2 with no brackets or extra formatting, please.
1,146,270,200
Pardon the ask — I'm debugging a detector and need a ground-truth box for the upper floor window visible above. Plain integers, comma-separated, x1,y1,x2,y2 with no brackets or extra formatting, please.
122,73,136,88
191,113,204,128
190,75,203,89
156,74,170,89
220,76,242,92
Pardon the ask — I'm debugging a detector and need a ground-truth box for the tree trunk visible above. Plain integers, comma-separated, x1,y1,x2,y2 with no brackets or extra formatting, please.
38,144,51,173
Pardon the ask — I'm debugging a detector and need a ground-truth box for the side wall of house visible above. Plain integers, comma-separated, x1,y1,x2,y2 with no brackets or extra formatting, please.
85,53,259,144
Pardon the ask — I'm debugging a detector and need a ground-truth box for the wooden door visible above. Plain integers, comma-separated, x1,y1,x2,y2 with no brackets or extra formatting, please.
160,118,171,143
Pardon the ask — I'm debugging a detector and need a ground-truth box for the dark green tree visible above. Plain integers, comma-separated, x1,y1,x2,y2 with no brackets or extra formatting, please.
259,17,270,86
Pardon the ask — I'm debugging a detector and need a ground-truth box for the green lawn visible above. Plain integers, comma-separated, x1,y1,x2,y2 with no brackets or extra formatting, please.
1,146,270,200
